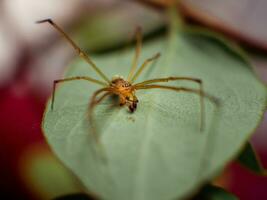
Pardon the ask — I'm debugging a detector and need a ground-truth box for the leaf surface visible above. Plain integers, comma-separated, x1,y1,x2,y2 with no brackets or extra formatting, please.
42,29,267,199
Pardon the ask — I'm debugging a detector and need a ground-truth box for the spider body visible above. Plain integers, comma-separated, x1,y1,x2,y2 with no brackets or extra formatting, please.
110,77,138,112
37,18,218,143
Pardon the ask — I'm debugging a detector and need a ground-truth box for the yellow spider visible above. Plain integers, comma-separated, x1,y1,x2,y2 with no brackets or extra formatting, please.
37,19,218,142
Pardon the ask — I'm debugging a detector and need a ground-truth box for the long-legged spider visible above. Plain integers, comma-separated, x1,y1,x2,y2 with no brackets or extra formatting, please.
37,19,218,142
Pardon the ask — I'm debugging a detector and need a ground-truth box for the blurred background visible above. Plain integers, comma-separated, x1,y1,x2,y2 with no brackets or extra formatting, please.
0,0,266,199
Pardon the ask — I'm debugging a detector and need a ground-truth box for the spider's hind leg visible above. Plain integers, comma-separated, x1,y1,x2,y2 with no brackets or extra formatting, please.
134,77,204,131
135,84,219,132
127,26,142,82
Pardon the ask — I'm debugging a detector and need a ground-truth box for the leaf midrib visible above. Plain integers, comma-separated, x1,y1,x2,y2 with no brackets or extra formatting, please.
133,94,156,200
132,34,176,200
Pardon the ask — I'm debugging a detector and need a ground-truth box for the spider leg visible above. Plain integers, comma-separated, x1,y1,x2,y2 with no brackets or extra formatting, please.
88,88,111,144
134,77,204,130
36,19,110,83
127,26,142,81
135,84,219,131
130,52,161,83
95,92,112,104
86,88,111,162
134,77,202,87
52,76,107,111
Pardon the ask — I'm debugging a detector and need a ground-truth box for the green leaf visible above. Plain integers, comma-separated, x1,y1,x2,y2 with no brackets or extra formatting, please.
237,142,266,175
42,29,267,199
75,4,164,52
183,26,250,64
193,184,238,200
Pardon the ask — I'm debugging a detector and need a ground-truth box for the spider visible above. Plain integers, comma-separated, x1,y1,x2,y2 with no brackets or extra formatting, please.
37,19,218,141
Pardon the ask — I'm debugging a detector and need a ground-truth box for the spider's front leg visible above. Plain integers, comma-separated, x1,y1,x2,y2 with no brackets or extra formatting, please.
128,101,137,113
119,95,138,112
128,95,139,112
118,96,135,112
119,95,126,107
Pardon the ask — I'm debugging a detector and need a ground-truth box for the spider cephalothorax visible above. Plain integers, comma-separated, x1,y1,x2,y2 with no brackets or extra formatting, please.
111,77,138,112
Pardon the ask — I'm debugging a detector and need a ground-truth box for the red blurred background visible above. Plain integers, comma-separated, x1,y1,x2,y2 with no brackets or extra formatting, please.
0,1,266,199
